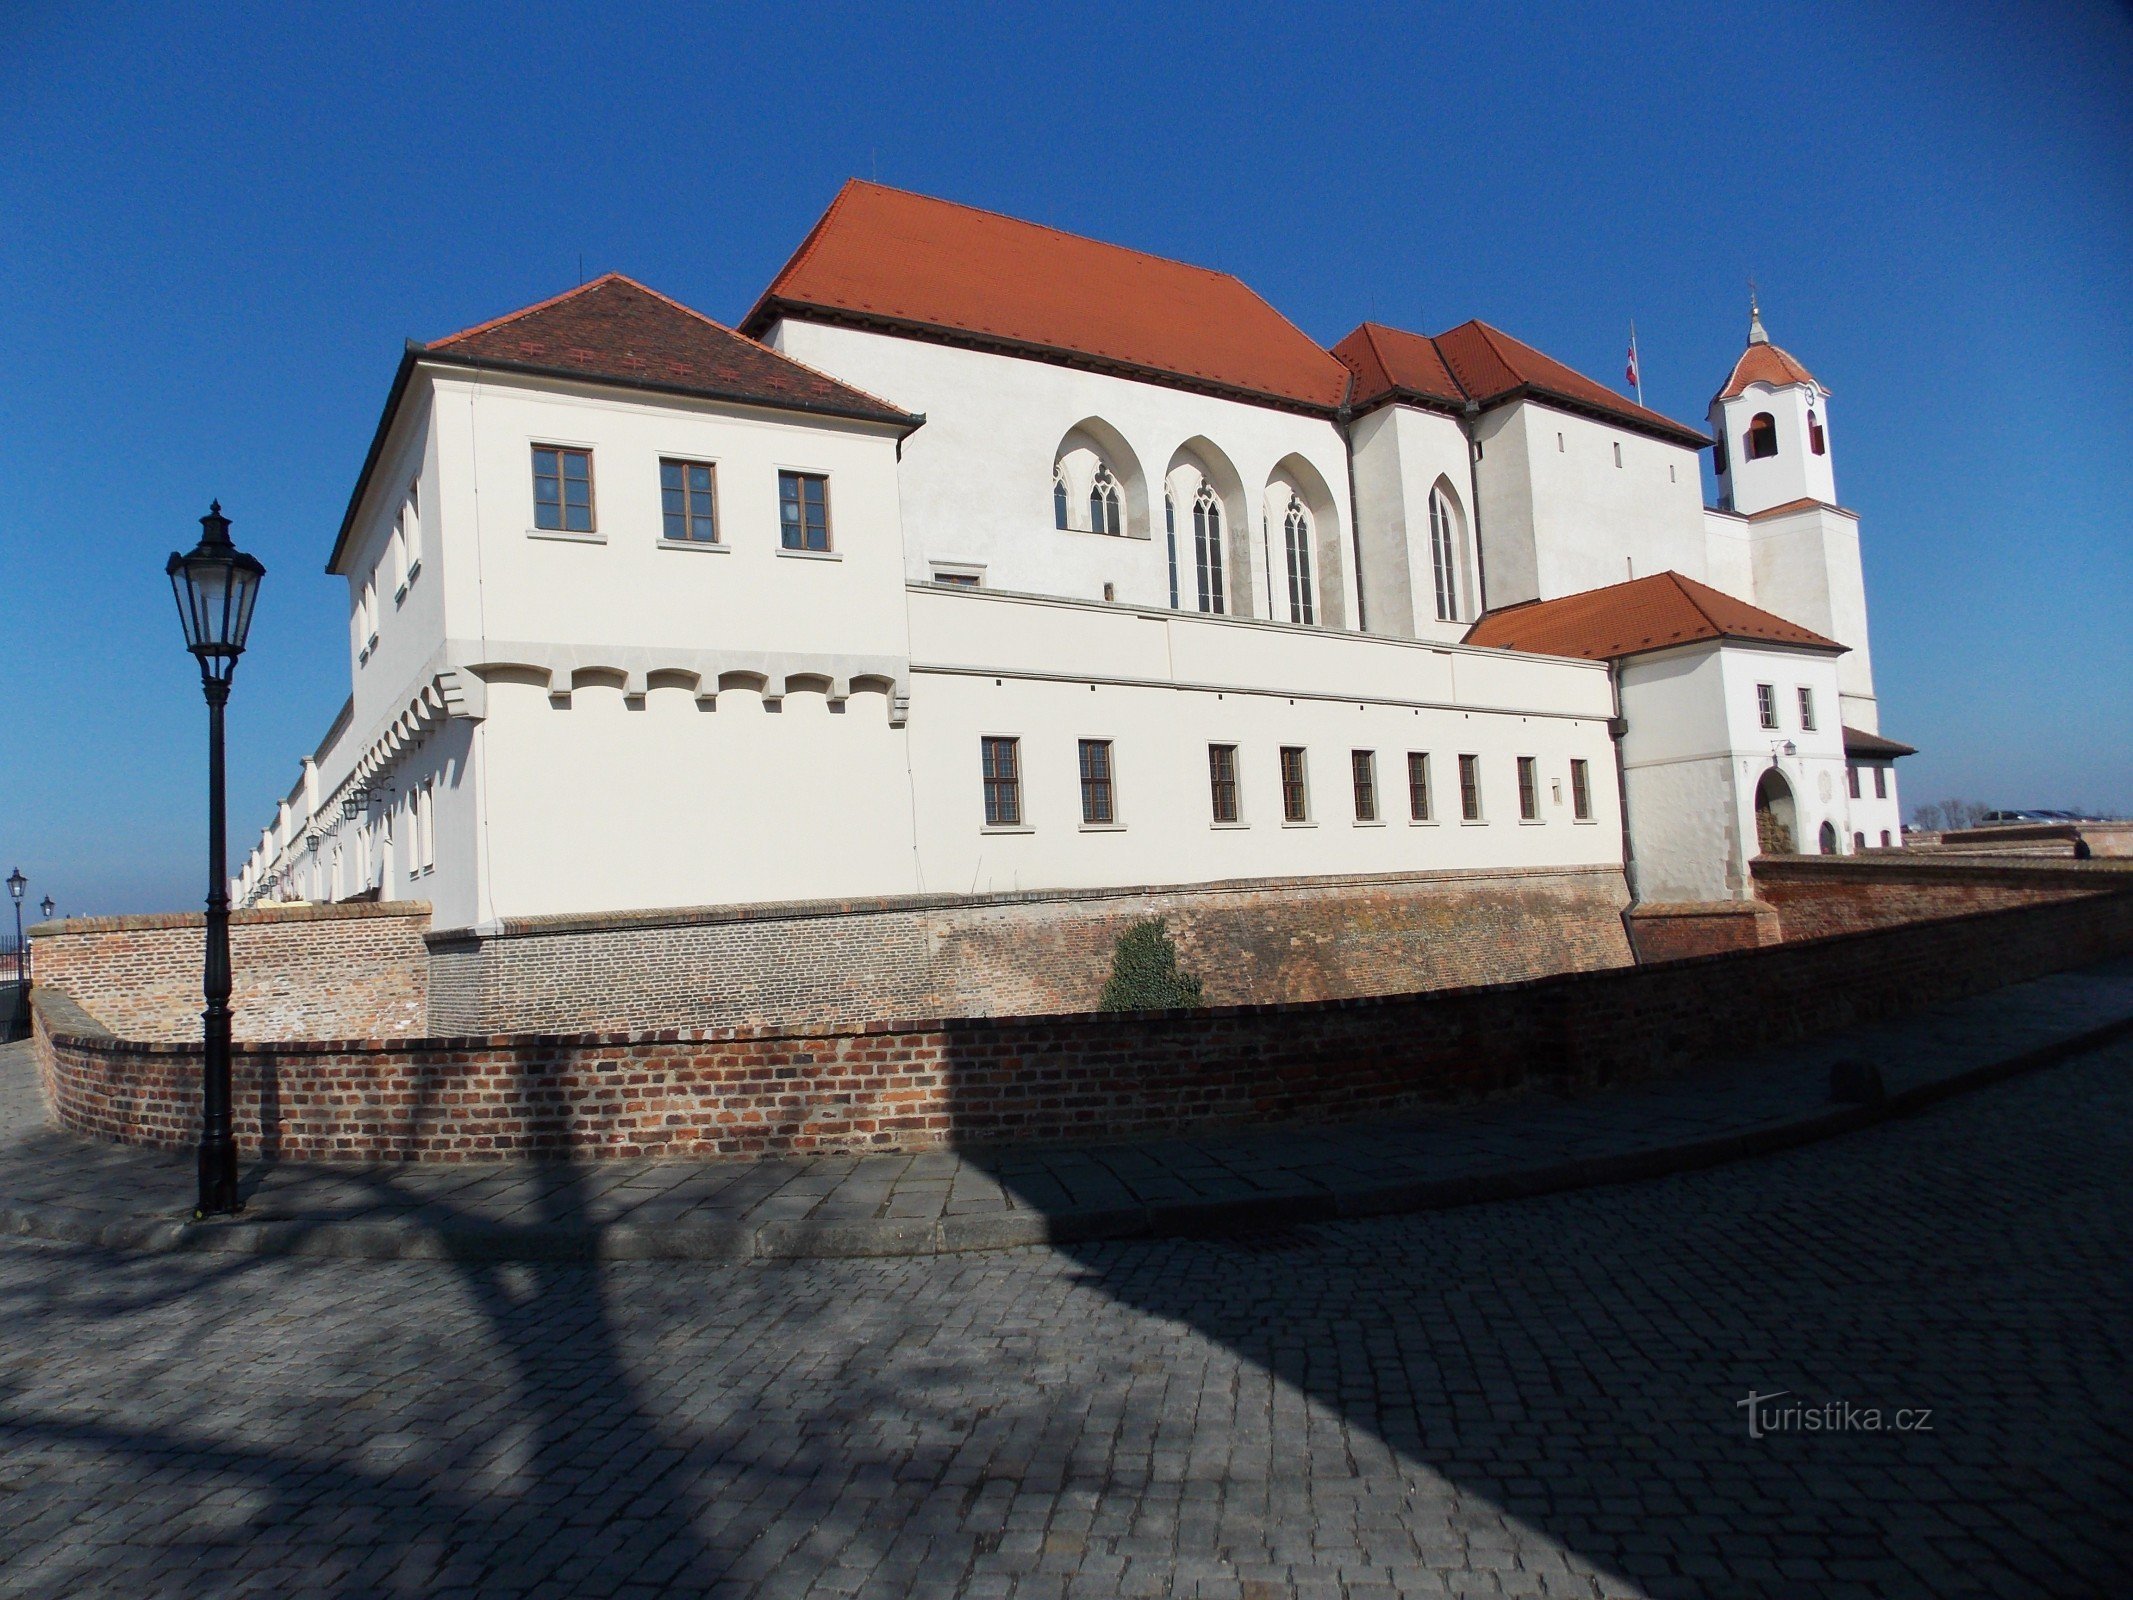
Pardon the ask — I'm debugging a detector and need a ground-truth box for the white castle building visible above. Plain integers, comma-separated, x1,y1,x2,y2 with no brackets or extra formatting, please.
238,181,1909,934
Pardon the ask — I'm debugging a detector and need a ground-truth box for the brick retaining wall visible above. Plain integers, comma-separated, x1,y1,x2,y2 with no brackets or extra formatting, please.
1750,855,2129,941
38,881,2133,1163
1623,902,1782,962
27,902,431,1043
427,866,1635,1034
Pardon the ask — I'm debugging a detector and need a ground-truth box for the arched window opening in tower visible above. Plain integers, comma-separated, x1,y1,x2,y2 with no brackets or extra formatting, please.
1808,408,1826,456
1746,412,1779,460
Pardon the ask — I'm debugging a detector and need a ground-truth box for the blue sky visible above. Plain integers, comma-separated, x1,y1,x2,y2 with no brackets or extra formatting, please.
2,0,2128,916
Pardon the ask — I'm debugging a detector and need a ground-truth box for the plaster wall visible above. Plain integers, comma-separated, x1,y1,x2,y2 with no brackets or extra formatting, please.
1482,402,1709,606
769,319,1357,626
1346,403,1482,639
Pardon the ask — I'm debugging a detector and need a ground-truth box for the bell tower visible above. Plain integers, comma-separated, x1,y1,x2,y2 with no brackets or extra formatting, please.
1708,293,1836,515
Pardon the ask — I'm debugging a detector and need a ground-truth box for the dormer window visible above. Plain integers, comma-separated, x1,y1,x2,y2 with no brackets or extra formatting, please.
1808,408,1826,456
1745,413,1779,460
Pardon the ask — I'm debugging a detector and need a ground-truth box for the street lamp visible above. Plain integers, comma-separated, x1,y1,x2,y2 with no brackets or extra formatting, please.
38,897,54,922
6,868,24,989
166,502,266,1218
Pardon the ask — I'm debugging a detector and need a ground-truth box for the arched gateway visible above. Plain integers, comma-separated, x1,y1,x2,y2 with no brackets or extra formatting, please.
1754,768,1797,856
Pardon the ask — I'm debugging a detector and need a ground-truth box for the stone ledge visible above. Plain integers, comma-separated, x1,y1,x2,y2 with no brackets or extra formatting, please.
32,901,433,937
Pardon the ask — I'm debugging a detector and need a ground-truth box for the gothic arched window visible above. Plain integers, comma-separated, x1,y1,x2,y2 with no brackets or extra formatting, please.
1053,465,1070,530
1089,465,1121,536
1746,412,1779,460
1808,408,1826,456
1428,486,1461,623
1192,483,1225,615
1164,493,1180,610
1283,495,1315,625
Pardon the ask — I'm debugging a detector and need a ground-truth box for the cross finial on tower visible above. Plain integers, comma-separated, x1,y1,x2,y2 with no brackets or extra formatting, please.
1747,282,1769,346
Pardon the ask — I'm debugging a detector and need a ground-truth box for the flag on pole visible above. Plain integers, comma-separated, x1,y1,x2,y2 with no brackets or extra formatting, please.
1625,322,1643,406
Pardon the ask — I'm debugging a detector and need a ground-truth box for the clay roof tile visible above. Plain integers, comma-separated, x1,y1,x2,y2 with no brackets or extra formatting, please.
1463,571,1844,661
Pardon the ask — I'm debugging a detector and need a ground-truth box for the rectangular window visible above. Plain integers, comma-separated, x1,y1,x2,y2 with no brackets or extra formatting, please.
532,445,594,533
1517,756,1540,821
1459,754,1483,821
1874,765,1887,800
1279,747,1309,823
1756,683,1778,729
413,780,436,875
1351,750,1378,822
1797,686,1816,730
980,737,1021,827
933,570,980,586
405,480,421,572
1407,752,1433,821
659,458,718,543
1848,763,1861,799
1570,758,1592,821
1208,744,1240,823
1078,739,1115,825
778,470,831,551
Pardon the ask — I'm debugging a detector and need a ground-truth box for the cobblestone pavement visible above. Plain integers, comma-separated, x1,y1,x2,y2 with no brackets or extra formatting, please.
7,958,2132,1257
3,1038,2130,1598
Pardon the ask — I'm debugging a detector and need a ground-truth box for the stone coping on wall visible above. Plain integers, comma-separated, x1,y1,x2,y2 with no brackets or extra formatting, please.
1749,854,2132,892
29,900,433,938
42,874,2133,1060
425,864,1626,947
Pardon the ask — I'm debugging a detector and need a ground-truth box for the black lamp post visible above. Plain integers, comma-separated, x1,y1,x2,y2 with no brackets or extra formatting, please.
6,868,24,988
39,896,54,922
166,502,265,1218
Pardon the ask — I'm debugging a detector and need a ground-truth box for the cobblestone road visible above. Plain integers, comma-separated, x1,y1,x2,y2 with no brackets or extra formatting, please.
4,1041,2130,1599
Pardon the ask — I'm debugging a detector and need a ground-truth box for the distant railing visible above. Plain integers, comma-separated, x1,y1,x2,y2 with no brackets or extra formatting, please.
1,934,26,1042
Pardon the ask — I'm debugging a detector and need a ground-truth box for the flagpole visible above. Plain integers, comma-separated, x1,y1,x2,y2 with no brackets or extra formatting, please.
1630,320,1644,408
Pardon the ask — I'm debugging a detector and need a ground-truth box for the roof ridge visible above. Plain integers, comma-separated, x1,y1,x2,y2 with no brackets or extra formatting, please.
428,273,628,349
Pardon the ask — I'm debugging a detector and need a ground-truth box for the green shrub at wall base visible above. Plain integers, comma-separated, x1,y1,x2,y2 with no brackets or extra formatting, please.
1098,918,1205,1011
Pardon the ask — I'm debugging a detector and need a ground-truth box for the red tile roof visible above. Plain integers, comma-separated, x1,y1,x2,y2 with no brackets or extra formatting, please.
1719,340,1821,400
741,180,1354,411
1333,320,1708,448
1843,726,1917,759
424,273,916,426
1463,571,1844,660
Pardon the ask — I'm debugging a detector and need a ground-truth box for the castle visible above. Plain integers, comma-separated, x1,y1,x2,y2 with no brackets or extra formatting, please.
237,180,1909,1005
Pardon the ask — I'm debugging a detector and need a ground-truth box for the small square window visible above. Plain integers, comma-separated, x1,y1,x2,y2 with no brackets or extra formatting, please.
1756,683,1778,730
1351,750,1378,822
779,471,831,551
980,736,1021,827
1078,739,1115,825
1407,752,1433,821
1459,754,1482,821
1279,747,1309,823
659,458,718,543
1797,686,1816,731
1517,756,1540,821
1570,758,1592,821
532,445,594,533
1208,744,1240,824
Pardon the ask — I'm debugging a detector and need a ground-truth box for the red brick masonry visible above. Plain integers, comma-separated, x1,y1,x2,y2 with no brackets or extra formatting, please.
37,884,2133,1163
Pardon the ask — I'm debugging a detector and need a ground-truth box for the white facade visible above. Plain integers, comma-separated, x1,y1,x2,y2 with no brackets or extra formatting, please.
238,232,1905,931
1617,642,1854,902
